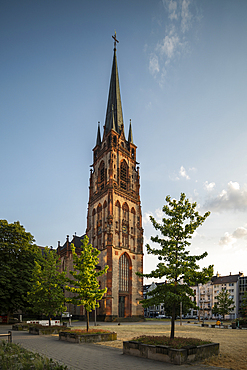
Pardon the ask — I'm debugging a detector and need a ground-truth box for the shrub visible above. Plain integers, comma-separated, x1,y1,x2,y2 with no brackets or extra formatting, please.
63,328,111,335
0,341,67,369
235,318,247,326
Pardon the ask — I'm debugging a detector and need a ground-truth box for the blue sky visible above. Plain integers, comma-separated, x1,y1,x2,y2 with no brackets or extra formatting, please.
1,0,247,282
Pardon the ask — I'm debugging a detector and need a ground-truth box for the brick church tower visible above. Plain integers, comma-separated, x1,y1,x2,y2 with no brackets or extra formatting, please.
86,34,143,320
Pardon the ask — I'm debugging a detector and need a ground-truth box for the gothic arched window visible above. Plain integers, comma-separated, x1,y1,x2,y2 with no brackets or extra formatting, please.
119,253,129,292
92,208,96,236
98,161,105,190
120,160,128,190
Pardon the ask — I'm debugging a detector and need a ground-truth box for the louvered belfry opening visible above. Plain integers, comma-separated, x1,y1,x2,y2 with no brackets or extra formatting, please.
120,161,128,190
119,253,129,292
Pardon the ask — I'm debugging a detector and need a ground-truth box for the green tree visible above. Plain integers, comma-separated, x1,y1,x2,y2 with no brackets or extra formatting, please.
0,220,41,322
137,193,213,339
213,289,235,320
240,291,247,317
65,236,108,331
27,247,67,326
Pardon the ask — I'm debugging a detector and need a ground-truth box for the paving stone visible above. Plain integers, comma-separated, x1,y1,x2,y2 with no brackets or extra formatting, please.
0,325,230,370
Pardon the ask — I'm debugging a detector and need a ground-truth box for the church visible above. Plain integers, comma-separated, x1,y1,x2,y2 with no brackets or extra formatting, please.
58,34,144,321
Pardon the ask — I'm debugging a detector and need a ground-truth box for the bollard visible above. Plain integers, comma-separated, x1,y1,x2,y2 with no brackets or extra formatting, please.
8,331,12,343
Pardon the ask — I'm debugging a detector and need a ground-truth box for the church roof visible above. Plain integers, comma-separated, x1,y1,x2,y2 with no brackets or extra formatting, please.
96,123,101,146
105,45,124,135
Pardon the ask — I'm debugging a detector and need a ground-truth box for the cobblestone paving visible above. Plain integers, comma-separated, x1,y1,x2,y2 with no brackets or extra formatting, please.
0,326,230,370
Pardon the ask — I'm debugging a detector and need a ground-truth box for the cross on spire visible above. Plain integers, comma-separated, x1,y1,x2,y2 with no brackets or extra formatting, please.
112,31,119,50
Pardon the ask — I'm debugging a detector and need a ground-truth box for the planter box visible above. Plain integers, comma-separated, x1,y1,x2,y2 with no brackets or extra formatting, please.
59,331,117,343
29,326,66,335
123,341,219,365
12,324,29,331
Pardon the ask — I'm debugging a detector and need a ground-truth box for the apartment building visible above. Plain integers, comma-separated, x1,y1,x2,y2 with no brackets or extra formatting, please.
144,272,245,320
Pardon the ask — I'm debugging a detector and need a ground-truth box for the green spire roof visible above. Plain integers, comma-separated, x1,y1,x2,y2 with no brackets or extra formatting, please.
105,46,124,135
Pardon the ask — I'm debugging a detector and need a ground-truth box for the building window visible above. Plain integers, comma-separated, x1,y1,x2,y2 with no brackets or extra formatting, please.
119,253,129,292
120,161,128,190
98,161,105,190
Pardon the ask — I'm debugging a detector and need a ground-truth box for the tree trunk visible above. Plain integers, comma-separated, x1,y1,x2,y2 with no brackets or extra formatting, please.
170,304,176,339
86,311,89,332
49,314,51,326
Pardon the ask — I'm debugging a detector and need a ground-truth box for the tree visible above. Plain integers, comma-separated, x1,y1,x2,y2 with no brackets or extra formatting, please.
240,291,247,317
0,220,41,322
213,289,235,320
27,247,67,326
137,193,213,339
65,236,108,331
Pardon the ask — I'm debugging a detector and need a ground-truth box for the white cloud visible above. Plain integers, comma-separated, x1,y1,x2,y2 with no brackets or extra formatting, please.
170,165,192,181
157,28,180,59
205,181,247,212
149,0,198,85
232,227,247,239
204,181,215,191
194,189,199,196
155,208,163,222
179,165,190,180
181,0,193,33
149,54,160,75
219,226,247,250
163,0,179,20
143,212,153,226
219,232,236,248
163,0,178,20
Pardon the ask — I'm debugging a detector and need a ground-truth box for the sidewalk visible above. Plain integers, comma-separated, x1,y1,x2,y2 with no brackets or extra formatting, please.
0,325,230,370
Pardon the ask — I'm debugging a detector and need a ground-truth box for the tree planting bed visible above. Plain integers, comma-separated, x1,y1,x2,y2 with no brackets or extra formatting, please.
29,326,68,335
59,330,117,343
12,324,30,331
123,340,219,365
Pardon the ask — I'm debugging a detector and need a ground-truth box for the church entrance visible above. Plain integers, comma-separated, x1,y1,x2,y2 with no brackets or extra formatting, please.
119,296,125,317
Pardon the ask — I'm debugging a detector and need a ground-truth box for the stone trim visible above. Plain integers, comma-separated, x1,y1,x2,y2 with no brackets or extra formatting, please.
123,341,219,365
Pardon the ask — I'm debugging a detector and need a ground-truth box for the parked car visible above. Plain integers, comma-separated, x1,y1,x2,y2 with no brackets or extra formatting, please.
156,315,166,319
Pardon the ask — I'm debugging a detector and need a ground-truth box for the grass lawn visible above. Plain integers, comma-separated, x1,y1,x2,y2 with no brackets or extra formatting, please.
88,322,247,370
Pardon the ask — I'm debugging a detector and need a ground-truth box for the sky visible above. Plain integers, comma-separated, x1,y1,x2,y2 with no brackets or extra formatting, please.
1,0,247,283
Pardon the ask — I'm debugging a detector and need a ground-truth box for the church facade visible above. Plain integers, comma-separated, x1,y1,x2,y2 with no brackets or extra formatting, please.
58,35,144,320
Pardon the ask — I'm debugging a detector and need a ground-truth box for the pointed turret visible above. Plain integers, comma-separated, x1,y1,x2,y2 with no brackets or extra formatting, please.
105,33,124,135
128,119,134,144
96,123,101,146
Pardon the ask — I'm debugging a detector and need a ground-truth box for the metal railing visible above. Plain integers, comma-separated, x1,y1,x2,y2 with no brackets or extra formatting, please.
0,331,12,343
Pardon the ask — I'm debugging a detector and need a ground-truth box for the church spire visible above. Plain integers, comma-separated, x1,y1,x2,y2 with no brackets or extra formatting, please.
105,32,124,135
128,119,134,144
96,122,101,146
